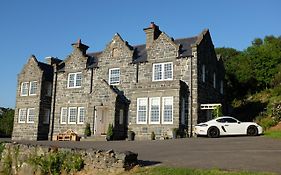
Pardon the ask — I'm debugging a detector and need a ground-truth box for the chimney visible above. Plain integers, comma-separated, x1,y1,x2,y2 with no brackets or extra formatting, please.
143,22,162,49
71,38,89,55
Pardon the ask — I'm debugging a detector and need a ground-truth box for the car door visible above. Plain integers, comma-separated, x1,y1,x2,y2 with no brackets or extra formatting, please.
223,118,244,135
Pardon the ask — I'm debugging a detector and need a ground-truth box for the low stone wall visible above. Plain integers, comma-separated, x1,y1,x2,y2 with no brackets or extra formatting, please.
0,142,138,175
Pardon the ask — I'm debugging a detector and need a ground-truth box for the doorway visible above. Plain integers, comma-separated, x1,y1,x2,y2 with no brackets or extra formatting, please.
94,107,108,136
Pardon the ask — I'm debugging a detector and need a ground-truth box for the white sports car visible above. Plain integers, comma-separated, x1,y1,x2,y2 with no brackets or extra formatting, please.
194,116,263,138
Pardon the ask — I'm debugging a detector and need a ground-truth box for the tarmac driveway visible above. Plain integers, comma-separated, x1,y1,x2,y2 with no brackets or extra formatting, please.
4,136,281,173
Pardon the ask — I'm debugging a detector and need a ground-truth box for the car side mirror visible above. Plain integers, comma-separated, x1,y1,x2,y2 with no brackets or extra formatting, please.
238,122,241,124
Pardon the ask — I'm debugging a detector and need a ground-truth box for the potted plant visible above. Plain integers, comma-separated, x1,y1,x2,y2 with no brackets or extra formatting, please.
106,123,114,141
151,131,156,140
172,128,178,139
128,129,135,141
84,123,91,138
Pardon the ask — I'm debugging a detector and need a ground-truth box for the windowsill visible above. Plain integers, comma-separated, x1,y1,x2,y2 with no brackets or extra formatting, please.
67,86,82,89
152,79,173,82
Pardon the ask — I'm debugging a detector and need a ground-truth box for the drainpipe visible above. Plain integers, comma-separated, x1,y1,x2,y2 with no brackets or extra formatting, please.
189,56,193,137
50,64,58,140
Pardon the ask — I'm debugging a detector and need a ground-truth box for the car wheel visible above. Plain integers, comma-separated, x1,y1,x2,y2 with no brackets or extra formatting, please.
247,125,258,136
207,127,220,138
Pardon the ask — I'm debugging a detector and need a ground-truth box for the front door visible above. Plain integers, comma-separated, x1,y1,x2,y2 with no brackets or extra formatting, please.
94,107,108,135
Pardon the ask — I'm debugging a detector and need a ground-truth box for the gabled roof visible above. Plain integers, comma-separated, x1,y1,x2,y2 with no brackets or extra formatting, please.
86,36,198,66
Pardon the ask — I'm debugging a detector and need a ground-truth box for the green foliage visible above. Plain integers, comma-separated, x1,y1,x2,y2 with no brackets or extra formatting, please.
0,142,4,160
216,35,281,102
84,123,91,137
131,166,276,175
106,123,113,137
2,147,12,175
151,131,156,140
257,116,278,130
28,151,84,175
264,131,281,139
212,106,223,118
0,108,14,137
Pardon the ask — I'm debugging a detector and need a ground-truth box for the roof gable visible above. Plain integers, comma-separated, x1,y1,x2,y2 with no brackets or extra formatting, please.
100,33,134,60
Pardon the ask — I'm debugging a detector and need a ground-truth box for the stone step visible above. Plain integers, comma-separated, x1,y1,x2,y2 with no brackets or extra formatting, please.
80,135,106,141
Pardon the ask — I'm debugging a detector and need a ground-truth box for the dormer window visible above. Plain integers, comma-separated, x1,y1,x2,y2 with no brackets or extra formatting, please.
152,62,173,81
109,68,120,85
68,72,82,88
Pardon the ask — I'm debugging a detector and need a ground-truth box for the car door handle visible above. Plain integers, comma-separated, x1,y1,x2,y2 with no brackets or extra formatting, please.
224,125,229,126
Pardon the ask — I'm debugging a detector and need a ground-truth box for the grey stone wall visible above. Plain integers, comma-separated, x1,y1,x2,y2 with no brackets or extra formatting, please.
12,56,51,141
0,143,138,175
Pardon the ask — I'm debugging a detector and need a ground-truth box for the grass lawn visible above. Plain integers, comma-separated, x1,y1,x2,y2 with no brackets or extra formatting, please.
116,166,277,175
264,130,281,139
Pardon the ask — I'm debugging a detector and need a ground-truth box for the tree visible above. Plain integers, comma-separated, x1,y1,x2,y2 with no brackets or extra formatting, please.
0,108,14,137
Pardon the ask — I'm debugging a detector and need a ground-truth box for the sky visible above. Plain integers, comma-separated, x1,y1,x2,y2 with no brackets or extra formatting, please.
0,0,280,108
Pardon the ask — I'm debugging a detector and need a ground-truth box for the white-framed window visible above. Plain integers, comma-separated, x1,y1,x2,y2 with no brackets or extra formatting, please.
27,108,35,123
43,109,50,124
119,109,124,125
137,98,148,124
109,68,120,85
29,81,38,95
202,64,206,82
149,97,160,124
18,108,27,123
68,107,77,124
67,72,82,88
77,107,85,124
60,107,67,124
20,82,29,96
213,72,216,88
152,62,173,81
220,80,224,94
162,97,173,124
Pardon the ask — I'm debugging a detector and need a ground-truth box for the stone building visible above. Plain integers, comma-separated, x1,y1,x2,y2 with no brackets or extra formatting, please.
12,23,224,140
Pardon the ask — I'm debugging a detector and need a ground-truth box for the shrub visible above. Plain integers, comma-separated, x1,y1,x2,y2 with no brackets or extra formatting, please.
0,142,4,160
151,132,156,140
28,151,84,175
106,124,114,141
84,123,91,137
257,116,278,130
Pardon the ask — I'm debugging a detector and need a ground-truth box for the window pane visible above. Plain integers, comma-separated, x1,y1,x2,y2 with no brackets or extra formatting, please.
69,107,77,123
27,108,35,123
153,64,162,81
68,74,75,87
150,98,160,123
76,73,82,87
109,68,120,85
78,107,85,124
29,81,37,95
163,97,173,123
137,98,147,123
21,82,29,96
19,108,27,123
61,108,67,124
164,63,172,80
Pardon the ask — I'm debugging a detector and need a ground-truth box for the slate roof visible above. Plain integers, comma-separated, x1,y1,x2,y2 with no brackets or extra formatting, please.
86,36,198,67
38,61,54,81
